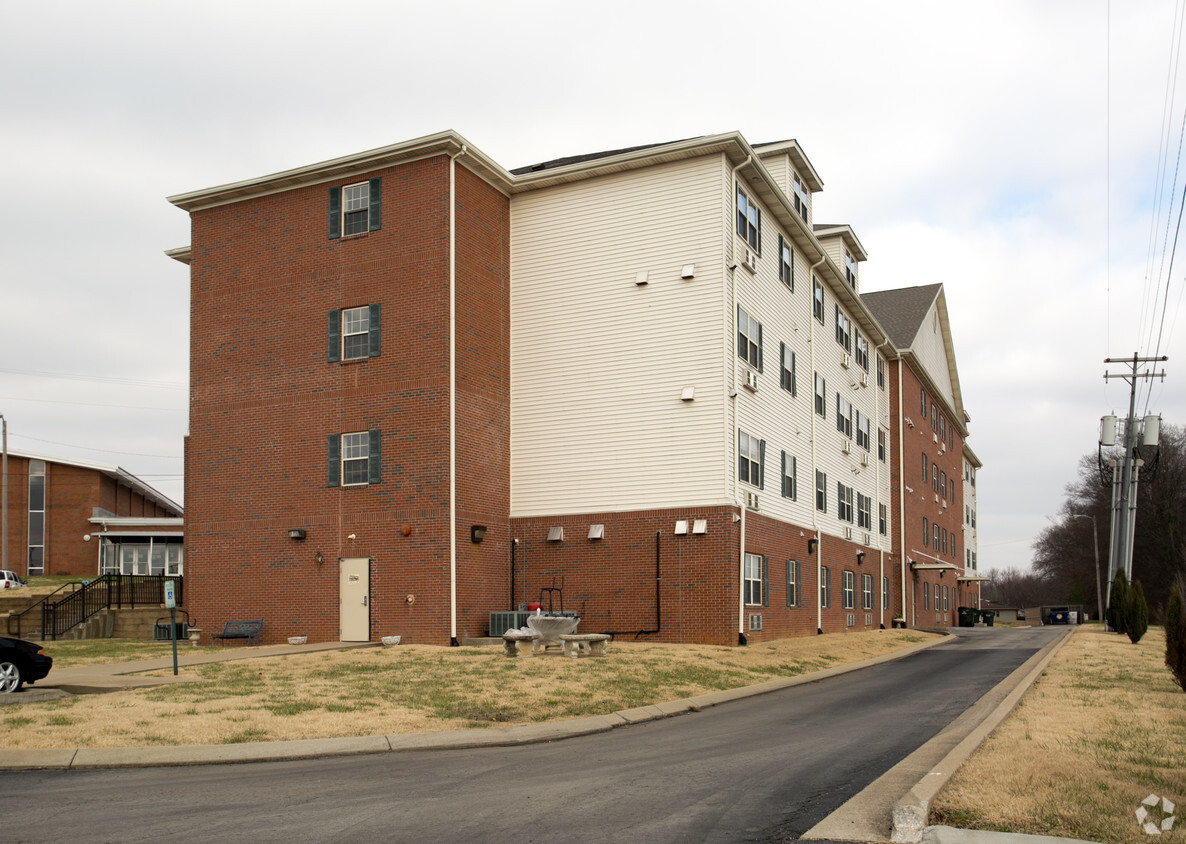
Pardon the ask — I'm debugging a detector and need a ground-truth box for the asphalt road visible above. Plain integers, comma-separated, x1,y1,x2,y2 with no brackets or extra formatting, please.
6,627,1061,843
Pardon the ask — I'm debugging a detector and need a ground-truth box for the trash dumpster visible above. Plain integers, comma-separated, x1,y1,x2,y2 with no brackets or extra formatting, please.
957,606,977,627
980,610,995,627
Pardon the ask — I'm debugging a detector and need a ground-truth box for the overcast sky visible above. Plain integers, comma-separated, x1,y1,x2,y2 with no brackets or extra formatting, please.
2,0,1183,573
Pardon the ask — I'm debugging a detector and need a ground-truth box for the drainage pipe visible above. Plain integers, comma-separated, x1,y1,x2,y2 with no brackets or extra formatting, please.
807,253,826,634
448,144,468,647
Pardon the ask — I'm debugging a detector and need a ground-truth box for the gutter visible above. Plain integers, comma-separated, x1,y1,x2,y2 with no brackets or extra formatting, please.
449,144,468,647
808,253,826,634
729,154,753,644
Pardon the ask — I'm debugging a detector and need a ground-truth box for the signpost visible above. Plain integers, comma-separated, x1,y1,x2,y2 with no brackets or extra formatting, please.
164,580,178,676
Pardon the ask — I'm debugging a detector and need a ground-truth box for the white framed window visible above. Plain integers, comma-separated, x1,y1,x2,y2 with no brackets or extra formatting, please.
861,573,873,610
328,429,381,488
855,410,871,451
816,470,827,512
835,305,851,352
923,517,930,547
842,570,855,609
342,306,371,360
736,184,761,252
737,306,762,369
739,430,764,488
786,559,801,607
877,355,885,389
814,373,827,417
836,394,853,438
27,459,45,575
882,575,890,610
778,234,793,289
878,428,887,462
744,552,765,606
792,172,809,222
879,503,888,536
780,342,796,395
781,451,797,500
844,250,858,289
813,277,825,324
855,331,869,371
342,182,370,235
942,585,949,611
837,482,854,523
924,581,930,611
820,565,831,607
857,493,871,530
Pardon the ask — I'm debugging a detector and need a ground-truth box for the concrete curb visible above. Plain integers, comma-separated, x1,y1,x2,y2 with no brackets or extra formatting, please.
888,627,1076,844
0,632,951,771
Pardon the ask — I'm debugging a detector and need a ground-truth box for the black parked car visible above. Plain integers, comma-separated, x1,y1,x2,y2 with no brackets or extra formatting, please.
0,635,52,693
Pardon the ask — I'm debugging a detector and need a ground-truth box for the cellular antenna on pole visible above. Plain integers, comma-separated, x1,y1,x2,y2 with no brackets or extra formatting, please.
1100,354,1167,613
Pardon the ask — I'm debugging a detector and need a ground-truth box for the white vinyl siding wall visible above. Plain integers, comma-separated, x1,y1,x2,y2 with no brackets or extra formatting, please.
914,303,957,410
510,156,730,515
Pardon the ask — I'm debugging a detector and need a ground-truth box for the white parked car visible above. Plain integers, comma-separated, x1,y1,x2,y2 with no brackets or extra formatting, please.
0,571,26,589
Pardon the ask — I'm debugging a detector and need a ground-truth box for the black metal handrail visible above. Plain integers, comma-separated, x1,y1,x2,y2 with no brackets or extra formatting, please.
6,581,84,638
7,574,184,641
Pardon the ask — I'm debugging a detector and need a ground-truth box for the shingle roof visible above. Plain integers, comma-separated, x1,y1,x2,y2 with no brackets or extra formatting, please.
860,284,942,349
510,138,700,175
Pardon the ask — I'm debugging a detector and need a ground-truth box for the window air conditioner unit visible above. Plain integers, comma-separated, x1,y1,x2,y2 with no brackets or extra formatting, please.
934,494,940,504
840,438,851,455
743,368,759,392
860,452,869,467
746,491,760,511
842,353,852,369
905,417,915,428
933,433,939,443
742,249,758,273
864,532,872,545
748,613,763,631
860,372,869,387
844,526,853,540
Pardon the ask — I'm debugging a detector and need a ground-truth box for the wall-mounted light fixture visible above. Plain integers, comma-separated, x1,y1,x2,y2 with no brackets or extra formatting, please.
856,550,866,565
470,525,487,544
807,538,818,555
315,551,323,566
288,528,307,540
401,524,412,536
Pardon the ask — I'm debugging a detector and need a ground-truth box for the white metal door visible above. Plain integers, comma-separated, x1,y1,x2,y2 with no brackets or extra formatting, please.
339,557,370,641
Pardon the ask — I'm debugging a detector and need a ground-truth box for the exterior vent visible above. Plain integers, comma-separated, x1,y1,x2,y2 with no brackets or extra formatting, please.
846,613,855,627
743,368,759,392
742,249,758,273
844,526,853,541
863,532,872,545
933,433,939,443
860,372,869,387
934,494,940,504
842,353,852,369
746,491,760,511
860,452,869,467
748,613,763,631
905,417,915,428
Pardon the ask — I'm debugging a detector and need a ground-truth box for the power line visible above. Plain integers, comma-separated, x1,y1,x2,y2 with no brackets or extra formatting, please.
0,368,184,390
11,434,182,461
0,396,185,413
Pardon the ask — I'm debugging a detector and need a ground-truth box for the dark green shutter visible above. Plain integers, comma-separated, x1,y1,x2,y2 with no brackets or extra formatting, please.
791,455,797,500
327,434,340,488
779,342,787,390
758,439,766,490
368,429,382,484
756,322,764,373
780,450,787,498
791,351,797,396
328,187,341,239
368,177,382,231
328,310,341,362
368,303,381,358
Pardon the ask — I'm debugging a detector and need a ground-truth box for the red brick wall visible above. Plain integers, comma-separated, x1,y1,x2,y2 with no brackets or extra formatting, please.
184,156,511,645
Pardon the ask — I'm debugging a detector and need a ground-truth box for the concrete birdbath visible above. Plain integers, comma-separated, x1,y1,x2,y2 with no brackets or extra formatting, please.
526,614,579,652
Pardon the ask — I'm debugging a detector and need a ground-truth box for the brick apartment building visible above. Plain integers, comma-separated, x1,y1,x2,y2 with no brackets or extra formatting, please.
1,451,183,578
167,130,980,646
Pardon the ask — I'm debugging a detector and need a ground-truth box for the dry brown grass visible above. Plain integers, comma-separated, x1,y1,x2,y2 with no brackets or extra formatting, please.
933,625,1186,844
1,630,935,749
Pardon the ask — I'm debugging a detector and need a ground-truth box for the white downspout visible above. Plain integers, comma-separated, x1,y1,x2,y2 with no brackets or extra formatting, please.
448,144,468,646
808,254,826,634
897,360,910,627
730,155,752,642
875,341,891,629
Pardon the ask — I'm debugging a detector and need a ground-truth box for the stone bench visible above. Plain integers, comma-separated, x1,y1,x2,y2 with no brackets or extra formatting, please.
502,629,540,658
560,633,610,659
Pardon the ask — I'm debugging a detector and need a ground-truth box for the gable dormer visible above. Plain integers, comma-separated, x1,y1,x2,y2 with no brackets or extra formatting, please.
814,224,867,294
753,140,824,228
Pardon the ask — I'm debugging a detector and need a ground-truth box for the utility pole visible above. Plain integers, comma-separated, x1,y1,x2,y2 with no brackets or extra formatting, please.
1101,354,1166,612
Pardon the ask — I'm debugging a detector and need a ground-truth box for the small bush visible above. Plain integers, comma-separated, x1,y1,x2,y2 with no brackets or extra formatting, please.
1167,583,1185,692
1107,570,1129,635
1127,580,1149,644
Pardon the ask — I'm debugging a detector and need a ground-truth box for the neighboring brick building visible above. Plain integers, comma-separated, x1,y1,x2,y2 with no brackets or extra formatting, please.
863,284,983,627
1,451,182,578
168,130,978,646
